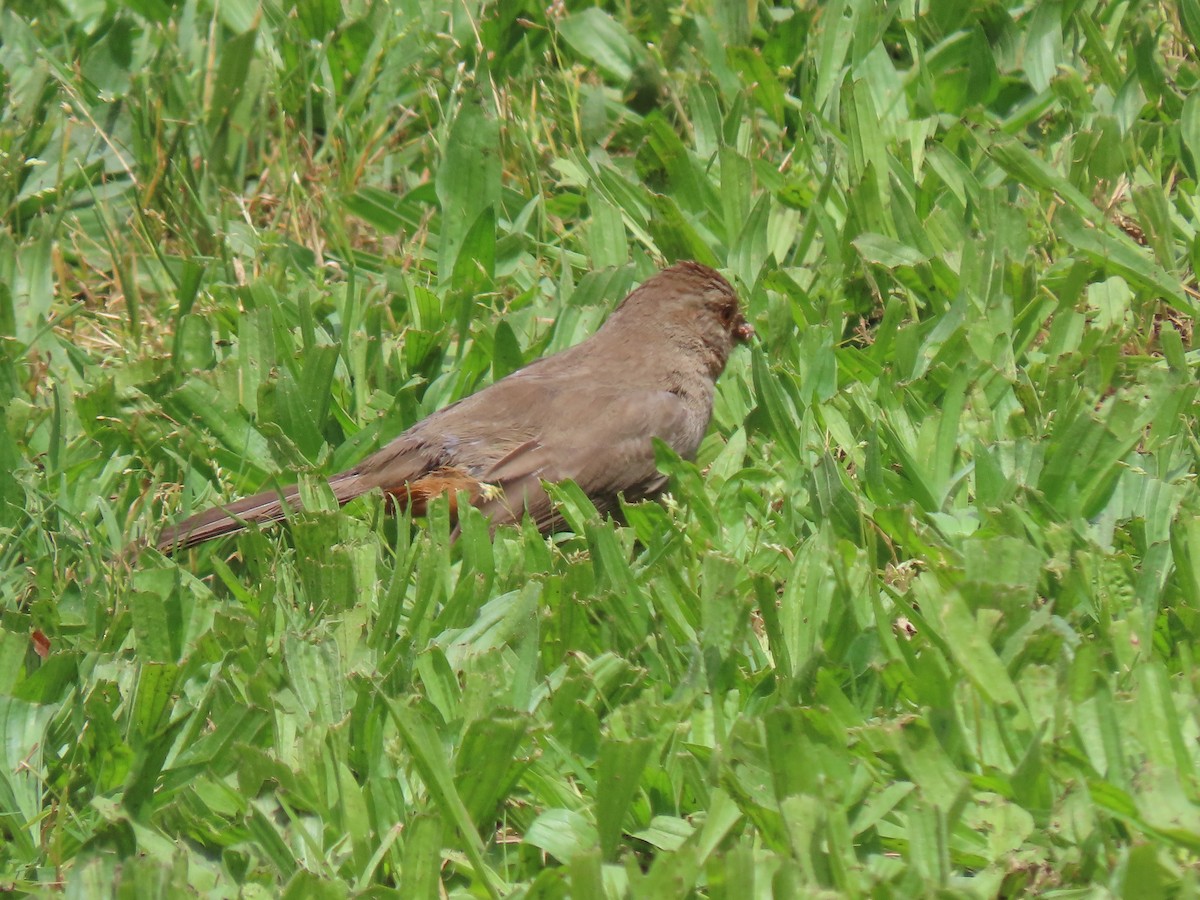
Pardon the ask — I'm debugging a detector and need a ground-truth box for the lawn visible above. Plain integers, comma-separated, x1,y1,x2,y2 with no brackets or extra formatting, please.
3,0,1200,895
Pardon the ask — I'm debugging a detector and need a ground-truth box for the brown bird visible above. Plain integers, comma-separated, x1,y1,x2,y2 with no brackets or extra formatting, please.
157,261,752,553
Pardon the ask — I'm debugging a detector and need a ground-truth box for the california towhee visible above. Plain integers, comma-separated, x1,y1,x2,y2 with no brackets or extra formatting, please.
157,261,752,552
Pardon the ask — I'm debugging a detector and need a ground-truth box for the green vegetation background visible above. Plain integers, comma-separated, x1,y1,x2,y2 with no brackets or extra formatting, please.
3,0,1200,895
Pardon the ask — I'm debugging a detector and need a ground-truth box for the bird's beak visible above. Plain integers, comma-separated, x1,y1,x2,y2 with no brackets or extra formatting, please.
733,317,755,343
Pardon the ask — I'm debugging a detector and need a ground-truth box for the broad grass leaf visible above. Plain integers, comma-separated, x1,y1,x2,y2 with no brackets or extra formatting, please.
0,406,22,528
1085,276,1132,331
129,662,179,741
875,400,940,513
927,581,1029,727
750,350,802,462
545,479,600,535
646,193,719,266
280,870,350,898
206,27,258,127
1182,91,1200,179
386,698,498,894
556,9,639,81
964,26,1000,107
687,82,724,159
706,426,747,484
343,186,411,233
631,815,693,851
299,343,339,429
752,574,790,681
247,801,301,879
437,583,541,667
1158,318,1189,374
283,635,347,727
700,552,743,658
456,711,531,826
775,795,826,881
0,281,15,387
652,439,718,537
619,496,676,548
727,47,784,126
713,0,750,45
398,815,444,898
436,102,500,283
267,363,324,461
925,144,981,208
490,319,523,380
719,148,753,245
292,0,342,41
811,454,863,544
1075,13,1123,90
174,314,216,372
844,79,888,217
891,721,970,811
596,736,653,860
730,194,772,288
1022,1,1064,92
644,113,716,214
13,237,53,341
1131,184,1176,273
526,809,599,863
1087,779,1139,819
205,34,262,178
930,369,967,501
569,848,606,899
0,697,54,854
1116,843,1173,896
961,535,1044,606
988,134,1100,220
853,233,929,268
585,523,643,608
1170,515,1200,599
850,781,915,837
1136,661,1196,780
1179,0,1200,55
813,0,856,112
587,193,627,270
773,534,836,679
1038,394,1153,520
415,648,461,725
124,668,186,816
129,588,180,664
451,206,496,296
701,836,760,898
10,650,78,706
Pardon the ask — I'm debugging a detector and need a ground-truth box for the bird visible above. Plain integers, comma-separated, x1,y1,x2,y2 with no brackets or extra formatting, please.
157,261,753,553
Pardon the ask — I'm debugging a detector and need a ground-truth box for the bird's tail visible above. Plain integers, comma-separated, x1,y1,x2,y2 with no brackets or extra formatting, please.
157,473,365,554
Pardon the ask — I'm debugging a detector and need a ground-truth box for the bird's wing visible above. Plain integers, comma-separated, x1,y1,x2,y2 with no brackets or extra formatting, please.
351,383,545,490
473,388,694,531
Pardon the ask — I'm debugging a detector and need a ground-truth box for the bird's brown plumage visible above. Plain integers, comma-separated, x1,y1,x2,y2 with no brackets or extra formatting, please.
157,261,751,553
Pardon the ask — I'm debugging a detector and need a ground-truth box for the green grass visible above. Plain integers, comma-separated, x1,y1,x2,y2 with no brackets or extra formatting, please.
3,0,1200,894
